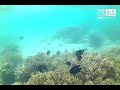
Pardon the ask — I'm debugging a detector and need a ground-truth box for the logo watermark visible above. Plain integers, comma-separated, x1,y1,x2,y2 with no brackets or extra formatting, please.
97,9,116,20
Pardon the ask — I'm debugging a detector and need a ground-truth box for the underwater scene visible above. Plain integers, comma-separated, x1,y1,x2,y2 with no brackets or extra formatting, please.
0,5,120,85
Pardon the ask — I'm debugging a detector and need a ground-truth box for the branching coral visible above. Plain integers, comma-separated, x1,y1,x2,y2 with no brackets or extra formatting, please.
11,82,25,85
26,71,82,85
93,77,120,85
84,77,118,85
15,65,32,83
0,43,23,85
15,52,74,83
0,62,16,85
100,45,120,82
101,45,120,60
13,45,120,85
0,43,22,66
75,52,114,84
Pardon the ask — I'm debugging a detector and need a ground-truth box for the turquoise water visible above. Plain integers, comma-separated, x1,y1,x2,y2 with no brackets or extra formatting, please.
1,5,120,85
0,5,120,57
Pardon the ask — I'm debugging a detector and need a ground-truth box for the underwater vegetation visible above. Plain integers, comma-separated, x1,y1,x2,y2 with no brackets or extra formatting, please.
14,51,71,83
26,71,82,85
7,45,120,85
0,42,120,85
0,5,120,85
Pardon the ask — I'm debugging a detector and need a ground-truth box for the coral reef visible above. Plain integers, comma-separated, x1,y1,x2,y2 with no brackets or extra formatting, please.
11,82,25,85
15,65,32,83
100,45,120,82
1,43,120,85
101,45,120,59
0,62,16,85
26,71,82,85
0,43,22,66
15,52,73,83
14,45,120,85
0,43,23,85
75,52,114,84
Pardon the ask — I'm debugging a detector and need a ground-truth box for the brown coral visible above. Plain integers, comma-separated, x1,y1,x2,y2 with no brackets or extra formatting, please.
26,71,82,85
75,52,114,84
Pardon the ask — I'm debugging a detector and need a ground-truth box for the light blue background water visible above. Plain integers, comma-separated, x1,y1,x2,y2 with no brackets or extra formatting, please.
0,5,120,57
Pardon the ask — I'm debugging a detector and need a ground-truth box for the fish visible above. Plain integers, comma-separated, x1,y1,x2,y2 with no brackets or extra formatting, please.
75,49,86,61
56,51,60,56
18,36,24,40
36,64,48,73
65,61,71,66
69,65,81,74
65,49,68,53
46,51,50,55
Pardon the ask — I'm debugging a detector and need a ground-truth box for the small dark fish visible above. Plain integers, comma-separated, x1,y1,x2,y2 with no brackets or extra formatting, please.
56,51,60,56
36,64,48,73
65,61,71,66
65,49,68,53
46,51,50,55
69,65,81,74
18,36,24,40
75,49,85,61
